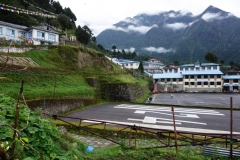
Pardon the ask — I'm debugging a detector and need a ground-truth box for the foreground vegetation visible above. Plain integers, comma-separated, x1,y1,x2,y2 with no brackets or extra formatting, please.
2,94,238,159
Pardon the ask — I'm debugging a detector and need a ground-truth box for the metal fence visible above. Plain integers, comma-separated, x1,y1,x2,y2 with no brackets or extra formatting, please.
203,146,240,158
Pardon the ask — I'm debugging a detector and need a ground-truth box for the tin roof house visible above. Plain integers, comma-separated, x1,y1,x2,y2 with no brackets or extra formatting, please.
0,20,60,45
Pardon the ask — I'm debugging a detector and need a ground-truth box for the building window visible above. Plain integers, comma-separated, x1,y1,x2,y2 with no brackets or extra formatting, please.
207,66,211,70
191,82,194,85
185,82,189,85
210,82,214,85
224,79,229,83
165,69,168,72
197,75,201,78
37,31,45,39
217,82,221,85
233,79,238,83
28,31,32,39
0,27,2,34
167,78,170,82
202,67,205,70
130,63,133,66
196,68,200,71
210,75,214,78
185,67,189,71
7,28,15,37
173,78,176,82
204,82,208,85
213,66,217,70
197,82,201,85
185,75,189,79
190,67,194,71
178,78,182,82
217,75,221,78
48,34,56,42
19,31,26,38
204,75,208,78
180,67,183,71
190,75,194,79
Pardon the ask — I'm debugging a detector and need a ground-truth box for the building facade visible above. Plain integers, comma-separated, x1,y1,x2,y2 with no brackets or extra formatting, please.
222,69,240,92
0,20,59,45
153,62,223,92
143,61,165,74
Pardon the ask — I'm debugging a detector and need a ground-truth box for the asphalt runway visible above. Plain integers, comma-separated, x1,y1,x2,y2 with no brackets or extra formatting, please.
63,103,240,135
150,93,240,108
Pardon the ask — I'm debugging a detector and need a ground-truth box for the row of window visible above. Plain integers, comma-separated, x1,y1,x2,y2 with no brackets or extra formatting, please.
0,27,56,41
161,78,183,82
185,75,221,79
180,66,217,71
224,79,239,83
185,82,222,85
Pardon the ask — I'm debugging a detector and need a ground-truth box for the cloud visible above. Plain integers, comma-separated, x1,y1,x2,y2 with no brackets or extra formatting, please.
163,22,188,31
108,24,158,34
143,46,175,53
201,12,233,22
124,47,135,53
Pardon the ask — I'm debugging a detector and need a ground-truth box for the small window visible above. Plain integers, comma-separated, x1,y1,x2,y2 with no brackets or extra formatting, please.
0,27,2,34
191,82,194,85
217,75,221,78
213,66,217,70
207,66,211,70
37,31,45,39
185,68,189,71
180,67,183,71
204,75,208,78
196,68,200,71
224,79,229,83
202,67,205,70
178,78,182,82
210,75,214,78
197,82,201,85
7,28,15,37
204,82,208,85
190,75,194,79
210,82,214,85
197,75,201,78
172,78,176,82
185,82,189,85
185,75,189,79
190,67,194,71
233,79,238,83
217,82,221,85
167,78,170,82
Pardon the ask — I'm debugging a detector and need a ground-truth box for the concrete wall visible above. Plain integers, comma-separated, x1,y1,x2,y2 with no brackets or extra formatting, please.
27,98,100,115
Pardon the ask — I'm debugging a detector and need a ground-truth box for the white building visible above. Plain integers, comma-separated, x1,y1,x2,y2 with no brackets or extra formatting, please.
153,62,223,92
143,61,165,74
0,20,60,45
222,69,240,92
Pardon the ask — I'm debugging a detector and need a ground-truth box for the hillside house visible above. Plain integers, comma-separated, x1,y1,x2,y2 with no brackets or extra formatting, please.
143,61,165,74
0,20,60,45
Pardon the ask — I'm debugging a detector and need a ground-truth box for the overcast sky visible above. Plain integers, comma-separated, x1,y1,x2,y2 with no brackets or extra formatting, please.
58,0,240,36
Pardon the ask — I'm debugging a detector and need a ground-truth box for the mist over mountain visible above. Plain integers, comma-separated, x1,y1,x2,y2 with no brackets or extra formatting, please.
97,5,240,63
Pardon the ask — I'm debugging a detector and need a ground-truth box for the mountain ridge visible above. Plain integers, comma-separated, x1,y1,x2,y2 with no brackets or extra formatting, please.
97,5,240,64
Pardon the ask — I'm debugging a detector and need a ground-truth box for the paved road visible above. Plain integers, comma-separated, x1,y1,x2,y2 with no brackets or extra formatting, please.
150,93,240,108
63,103,240,135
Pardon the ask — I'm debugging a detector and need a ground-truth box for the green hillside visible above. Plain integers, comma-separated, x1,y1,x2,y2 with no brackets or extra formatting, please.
0,45,150,101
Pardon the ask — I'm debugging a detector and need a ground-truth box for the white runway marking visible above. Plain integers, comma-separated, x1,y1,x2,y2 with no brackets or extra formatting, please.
80,119,240,134
128,116,207,125
115,104,224,116
134,110,199,118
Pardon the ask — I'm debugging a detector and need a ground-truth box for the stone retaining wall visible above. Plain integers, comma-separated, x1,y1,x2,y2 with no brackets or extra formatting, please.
27,98,99,115
0,46,48,53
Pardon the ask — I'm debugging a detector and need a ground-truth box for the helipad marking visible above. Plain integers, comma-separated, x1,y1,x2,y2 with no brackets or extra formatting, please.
134,110,199,118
